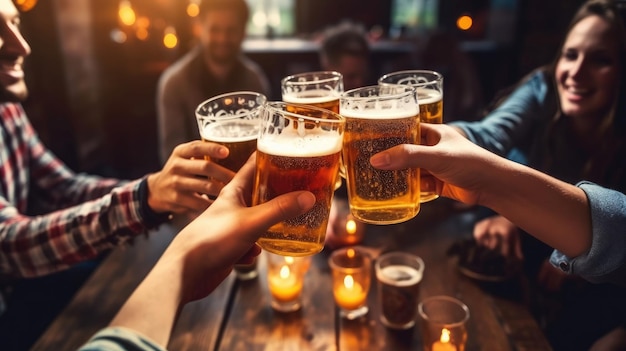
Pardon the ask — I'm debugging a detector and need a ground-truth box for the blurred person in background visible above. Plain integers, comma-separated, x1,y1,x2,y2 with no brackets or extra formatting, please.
156,0,270,164
450,0,626,349
318,21,373,91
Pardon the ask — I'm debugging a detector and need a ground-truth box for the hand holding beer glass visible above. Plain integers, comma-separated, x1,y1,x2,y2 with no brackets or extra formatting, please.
378,70,443,203
253,102,345,256
195,91,267,279
340,85,421,224
195,91,267,172
282,71,345,189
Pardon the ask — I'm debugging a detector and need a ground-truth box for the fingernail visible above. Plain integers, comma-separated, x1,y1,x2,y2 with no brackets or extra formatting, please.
297,192,316,210
370,153,391,168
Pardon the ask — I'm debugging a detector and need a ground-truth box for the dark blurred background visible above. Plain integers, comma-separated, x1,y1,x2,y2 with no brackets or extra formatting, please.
18,0,586,179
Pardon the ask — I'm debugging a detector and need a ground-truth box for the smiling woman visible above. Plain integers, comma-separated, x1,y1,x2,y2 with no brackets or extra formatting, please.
449,0,626,349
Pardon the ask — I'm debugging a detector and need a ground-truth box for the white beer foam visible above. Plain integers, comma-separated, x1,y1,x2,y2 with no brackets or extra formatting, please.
415,87,442,104
283,89,340,104
258,127,342,157
340,108,418,120
377,265,422,287
201,119,259,142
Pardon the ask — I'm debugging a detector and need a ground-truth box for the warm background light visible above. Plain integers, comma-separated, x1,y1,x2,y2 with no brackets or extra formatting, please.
456,15,473,31
15,0,38,12
119,0,136,26
163,26,178,48
187,2,200,17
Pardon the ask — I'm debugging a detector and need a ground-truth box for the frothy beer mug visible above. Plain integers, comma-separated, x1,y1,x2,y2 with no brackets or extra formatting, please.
196,91,267,279
378,70,443,203
253,102,345,256
281,71,343,114
195,91,267,172
340,85,420,225
282,71,345,189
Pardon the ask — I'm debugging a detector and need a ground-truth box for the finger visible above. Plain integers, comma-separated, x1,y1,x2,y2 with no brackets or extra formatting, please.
172,140,229,160
242,191,316,239
167,194,212,214
223,152,257,198
237,245,262,265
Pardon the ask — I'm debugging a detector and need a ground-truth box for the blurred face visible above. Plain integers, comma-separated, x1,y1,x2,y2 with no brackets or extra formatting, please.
556,15,620,122
199,10,245,66
324,55,368,91
0,0,31,102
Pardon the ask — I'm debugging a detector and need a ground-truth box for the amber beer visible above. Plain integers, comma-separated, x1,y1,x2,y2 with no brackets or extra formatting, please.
378,70,443,202
195,91,267,172
253,102,345,256
281,71,343,114
340,85,420,224
282,93,340,114
199,120,258,171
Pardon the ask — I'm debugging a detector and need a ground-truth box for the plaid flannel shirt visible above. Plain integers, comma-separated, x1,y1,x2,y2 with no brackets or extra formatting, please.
0,102,165,280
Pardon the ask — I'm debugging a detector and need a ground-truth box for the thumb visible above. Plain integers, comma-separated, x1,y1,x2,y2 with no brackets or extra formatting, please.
247,191,316,231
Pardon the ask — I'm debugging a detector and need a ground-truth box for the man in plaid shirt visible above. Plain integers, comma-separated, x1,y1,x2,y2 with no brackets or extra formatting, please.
0,0,236,349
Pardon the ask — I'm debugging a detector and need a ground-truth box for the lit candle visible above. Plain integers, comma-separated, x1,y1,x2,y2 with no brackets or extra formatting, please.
268,264,303,303
334,274,367,310
432,328,457,351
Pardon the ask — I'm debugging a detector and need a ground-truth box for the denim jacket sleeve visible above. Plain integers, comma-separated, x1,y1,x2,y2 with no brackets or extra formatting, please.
449,71,548,157
549,182,626,285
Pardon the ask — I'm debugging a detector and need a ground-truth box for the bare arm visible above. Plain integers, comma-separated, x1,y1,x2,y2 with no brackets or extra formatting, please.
370,123,592,258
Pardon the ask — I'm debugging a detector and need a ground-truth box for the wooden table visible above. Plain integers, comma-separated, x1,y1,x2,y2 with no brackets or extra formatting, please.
32,200,553,351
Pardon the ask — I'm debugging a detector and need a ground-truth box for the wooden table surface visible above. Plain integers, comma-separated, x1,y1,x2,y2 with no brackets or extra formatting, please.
32,200,553,351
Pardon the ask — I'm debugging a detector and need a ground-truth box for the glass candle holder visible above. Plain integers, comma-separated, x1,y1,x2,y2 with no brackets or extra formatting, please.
328,247,371,319
375,251,425,329
266,253,311,312
418,295,470,351
325,197,366,249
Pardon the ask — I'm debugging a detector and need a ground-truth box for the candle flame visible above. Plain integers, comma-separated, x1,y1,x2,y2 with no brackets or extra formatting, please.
343,274,354,289
346,218,357,234
279,265,290,279
440,328,451,343
285,256,294,264
347,248,355,258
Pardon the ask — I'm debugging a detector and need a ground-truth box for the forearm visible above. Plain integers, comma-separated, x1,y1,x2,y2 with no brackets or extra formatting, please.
109,253,184,347
479,158,592,257
0,180,159,278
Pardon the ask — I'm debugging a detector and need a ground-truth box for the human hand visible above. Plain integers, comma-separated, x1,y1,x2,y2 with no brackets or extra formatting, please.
159,152,316,302
370,123,500,205
473,215,523,260
537,259,570,293
146,140,236,216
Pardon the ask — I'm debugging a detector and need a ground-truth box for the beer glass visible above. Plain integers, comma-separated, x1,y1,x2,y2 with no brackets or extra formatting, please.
340,85,420,224
378,70,443,203
375,252,425,330
282,71,345,189
253,101,345,256
196,91,267,279
195,91,267,172
281,71,343,114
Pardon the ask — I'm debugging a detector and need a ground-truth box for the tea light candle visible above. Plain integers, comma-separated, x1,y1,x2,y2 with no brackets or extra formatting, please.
269,264,303,303
334,274,367,310
432,328,457,351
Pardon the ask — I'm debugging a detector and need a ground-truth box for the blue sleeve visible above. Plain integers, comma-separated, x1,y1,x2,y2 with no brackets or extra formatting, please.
78,327,166,351
449,71,548,157
549,182,626,285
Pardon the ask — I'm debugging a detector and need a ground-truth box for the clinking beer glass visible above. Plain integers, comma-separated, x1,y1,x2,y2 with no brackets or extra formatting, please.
253,101,345,256
195,91,267,171
281,71,345,189
340,85,421,225
378,70,443,203
195,91,267,279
